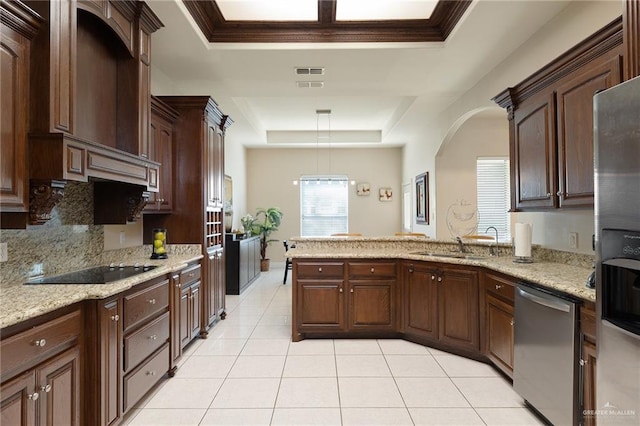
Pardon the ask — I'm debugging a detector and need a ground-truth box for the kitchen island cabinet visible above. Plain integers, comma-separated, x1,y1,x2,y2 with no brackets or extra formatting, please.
293,260,399,341
0,306,82,426
402,261,479,353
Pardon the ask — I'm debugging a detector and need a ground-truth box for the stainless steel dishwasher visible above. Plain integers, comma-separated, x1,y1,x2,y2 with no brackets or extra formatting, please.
514,282,580,426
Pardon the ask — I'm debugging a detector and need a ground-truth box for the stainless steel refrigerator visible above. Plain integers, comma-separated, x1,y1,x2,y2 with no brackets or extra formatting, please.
594,75,640,425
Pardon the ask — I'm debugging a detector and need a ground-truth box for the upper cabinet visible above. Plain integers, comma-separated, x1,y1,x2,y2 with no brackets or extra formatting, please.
494,18,623,211
0,1,42,215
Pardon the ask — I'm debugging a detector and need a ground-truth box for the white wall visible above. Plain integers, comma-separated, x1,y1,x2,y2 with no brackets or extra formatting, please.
246,147,403,261
435,113,509,240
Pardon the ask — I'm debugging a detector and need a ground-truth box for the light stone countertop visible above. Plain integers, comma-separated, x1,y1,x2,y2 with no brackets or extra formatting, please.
286,238,595,303
0,254,203,330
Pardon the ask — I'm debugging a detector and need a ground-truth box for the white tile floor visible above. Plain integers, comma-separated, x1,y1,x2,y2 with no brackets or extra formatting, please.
124,265,545,426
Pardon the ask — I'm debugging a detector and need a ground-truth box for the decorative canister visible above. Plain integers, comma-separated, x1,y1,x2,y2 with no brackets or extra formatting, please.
151,228,168,259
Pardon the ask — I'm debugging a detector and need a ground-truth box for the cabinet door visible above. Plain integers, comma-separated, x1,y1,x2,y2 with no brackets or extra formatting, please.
439,268,479,350
205,123,218,209
180,286,190,348
100,299,121,426
212,249,225,319
403,263,438,340
581,340,597,426
297,280,345,330
0,24,29,212
348,281,396,331
37,347,80,426
145,116,173,212
0,370,36,426
485,294,514,377
190,283,201,339
512,91,557,210
170,274,182,366
556,55,622,207
239,240,249,288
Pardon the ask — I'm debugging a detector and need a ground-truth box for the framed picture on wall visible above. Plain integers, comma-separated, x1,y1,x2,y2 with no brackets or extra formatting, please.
416,172,429,224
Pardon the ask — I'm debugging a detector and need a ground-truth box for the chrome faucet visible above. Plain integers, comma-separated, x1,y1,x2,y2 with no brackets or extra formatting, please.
455,236,469,253
486,226,499,256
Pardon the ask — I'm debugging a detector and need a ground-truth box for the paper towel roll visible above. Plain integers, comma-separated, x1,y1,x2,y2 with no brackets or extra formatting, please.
514,223,532,258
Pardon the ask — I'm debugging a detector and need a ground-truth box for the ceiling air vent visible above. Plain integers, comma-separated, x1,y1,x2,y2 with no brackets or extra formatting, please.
296,81,324,89
295,67,325,75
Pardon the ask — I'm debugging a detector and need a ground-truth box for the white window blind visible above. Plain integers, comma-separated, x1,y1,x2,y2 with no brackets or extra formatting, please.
476,158,511,243
300,176,348,237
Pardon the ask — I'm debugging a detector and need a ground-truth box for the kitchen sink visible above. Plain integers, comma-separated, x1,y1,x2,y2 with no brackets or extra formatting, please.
412,252,487,260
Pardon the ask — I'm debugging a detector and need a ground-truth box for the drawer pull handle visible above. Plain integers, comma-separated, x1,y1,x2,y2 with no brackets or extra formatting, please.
370,268,375,273
34,339,47,347
580,359,588,366
495,284,503,290
111,314,120,322
149,334,157,340
318,267,323,272
146,370,156,376
28,392,39,401
148,299,156,305
188,273,195,278
41,384,52,393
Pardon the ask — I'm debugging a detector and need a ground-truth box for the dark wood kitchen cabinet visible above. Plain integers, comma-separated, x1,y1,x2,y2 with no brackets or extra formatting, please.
580,303,597,426
293,259,399,341
144,96,232,336
225,235,261,295
494,19,623,211
480,271,516,378
85,275,170,425
176,263,202,351
0,306,82,426
0,1,41,218
401,261,479,353
145,97,178,213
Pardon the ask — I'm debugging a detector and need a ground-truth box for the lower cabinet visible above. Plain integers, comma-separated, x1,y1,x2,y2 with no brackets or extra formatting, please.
85,275,171,426
0,308,82,426
225,235,261,295
580,304,597,426
173,262,202,354
402,261,479,352
480,271,516,378
204,248,225,332
293,260,398,341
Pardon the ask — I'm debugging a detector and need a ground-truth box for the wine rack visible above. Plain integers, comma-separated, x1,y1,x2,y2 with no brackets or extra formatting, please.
205,210,223,248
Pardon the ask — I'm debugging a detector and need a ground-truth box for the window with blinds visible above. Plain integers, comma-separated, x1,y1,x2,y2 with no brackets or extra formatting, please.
300,176,349,237
476,158,511,243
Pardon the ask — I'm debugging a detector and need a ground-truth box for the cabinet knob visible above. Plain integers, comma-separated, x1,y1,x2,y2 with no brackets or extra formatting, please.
148,299,156,305
370,268,375,273
495,284,503,290
510,319,514,326
40,384,52,393
176,283,181,288
318,267,323,272
28,392,39,401
146,370,156,376
557,191,563,197
33,338,47,347
188,272,195,278
546,193,552,197
339,288,343,293
350,288,354,293
437,276,442,283
580,359,588,366
431,275,436,280
111,314,120,322
149,334,157,340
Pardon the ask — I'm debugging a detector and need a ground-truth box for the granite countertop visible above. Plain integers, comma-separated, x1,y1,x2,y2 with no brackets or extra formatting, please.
286,239,595,303
0,254,203,330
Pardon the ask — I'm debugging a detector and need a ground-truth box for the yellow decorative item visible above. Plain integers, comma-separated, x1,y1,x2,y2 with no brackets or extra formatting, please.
151,228,168,259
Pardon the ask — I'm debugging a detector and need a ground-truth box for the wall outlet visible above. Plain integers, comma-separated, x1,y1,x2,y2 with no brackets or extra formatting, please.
119,231,126,245
569,232,578,249
0,243,8,262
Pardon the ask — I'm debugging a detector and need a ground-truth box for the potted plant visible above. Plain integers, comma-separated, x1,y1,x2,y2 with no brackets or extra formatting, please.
250,207,284,271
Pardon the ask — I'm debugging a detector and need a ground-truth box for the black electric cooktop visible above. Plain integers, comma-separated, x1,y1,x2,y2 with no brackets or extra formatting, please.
25,265,158,285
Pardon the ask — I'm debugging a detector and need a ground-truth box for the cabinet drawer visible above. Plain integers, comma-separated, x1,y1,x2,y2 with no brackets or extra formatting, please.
348,262,396,279
124,312,170,372
123,277,169,333
0,309,81,377
483,273,515,302
296,262,344,279
180,264,201,286
123,344,169,412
